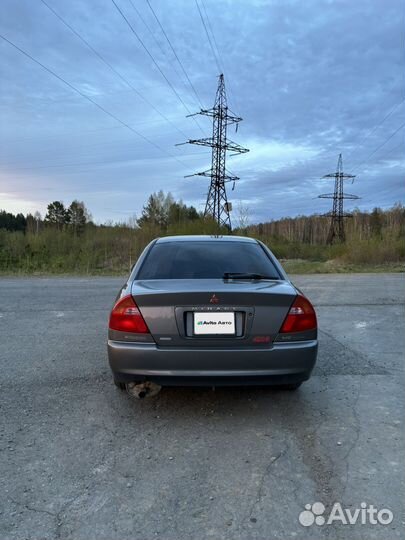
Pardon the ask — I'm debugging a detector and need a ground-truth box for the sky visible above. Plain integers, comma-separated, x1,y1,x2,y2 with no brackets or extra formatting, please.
0,0,404,224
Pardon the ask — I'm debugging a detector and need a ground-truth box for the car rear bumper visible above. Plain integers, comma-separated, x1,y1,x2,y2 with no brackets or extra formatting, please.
108,339,318,386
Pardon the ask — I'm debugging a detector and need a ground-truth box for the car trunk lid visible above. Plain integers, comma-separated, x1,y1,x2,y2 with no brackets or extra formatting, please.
131,279,296,347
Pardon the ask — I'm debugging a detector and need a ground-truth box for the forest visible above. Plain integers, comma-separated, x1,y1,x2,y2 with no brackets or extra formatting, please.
0,191,404,274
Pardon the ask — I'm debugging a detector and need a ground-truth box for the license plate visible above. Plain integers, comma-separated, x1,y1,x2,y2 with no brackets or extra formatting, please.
193,312,235,335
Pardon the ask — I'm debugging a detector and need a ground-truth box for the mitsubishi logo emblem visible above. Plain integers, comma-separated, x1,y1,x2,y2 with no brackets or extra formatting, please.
209,294,219,304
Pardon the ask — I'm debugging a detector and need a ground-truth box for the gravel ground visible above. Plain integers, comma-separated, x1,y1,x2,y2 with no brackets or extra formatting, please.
0,273,404,540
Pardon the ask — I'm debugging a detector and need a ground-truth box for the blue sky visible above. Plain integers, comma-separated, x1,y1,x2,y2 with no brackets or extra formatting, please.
0,0,404,224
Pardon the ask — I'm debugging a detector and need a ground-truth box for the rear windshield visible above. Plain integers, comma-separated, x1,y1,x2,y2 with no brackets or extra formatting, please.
136,241,280,280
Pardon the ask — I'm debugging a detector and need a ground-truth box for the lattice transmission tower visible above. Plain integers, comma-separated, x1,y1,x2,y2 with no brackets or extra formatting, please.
318,153,360,244
178,74,249,229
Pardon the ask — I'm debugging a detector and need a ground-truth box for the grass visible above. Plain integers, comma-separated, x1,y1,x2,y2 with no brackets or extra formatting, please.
281,259,404,274
1,259,403,278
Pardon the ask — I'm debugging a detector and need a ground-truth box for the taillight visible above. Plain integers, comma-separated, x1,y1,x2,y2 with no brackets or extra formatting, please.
109,295,149,334
279,294,317,333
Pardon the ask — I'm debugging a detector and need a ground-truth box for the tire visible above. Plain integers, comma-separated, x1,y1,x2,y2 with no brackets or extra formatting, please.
113,379,126,391
279,382,302,391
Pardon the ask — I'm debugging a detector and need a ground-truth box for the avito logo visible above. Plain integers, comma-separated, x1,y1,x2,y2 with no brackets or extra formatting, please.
298,502,394,527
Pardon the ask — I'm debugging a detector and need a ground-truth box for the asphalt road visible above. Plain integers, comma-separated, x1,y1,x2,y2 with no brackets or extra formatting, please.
0,274,404,540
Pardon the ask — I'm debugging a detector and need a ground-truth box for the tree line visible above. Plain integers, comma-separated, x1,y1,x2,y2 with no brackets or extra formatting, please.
247,204,405,245
0,200,92,235
1,192,403,244
0,191,200,234
0,191,403,274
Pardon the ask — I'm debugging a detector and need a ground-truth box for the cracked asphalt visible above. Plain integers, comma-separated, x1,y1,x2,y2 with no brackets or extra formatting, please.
0,273,404,540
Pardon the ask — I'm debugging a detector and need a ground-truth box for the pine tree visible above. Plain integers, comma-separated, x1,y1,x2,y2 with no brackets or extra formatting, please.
45,201,68,230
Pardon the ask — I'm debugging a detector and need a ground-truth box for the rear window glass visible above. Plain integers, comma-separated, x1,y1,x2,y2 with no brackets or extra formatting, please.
136,241,280,280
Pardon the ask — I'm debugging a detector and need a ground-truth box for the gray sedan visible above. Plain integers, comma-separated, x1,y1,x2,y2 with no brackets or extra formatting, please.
108,235,317,392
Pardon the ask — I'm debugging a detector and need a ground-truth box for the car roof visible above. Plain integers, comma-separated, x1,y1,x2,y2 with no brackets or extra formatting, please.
156,235,258,244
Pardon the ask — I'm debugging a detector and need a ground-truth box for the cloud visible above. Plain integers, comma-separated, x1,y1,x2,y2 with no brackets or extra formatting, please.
231,137,320,172
0,0,403,222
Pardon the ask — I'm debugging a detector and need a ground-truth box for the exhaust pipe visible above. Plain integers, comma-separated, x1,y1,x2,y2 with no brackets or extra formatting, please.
126,381,162,399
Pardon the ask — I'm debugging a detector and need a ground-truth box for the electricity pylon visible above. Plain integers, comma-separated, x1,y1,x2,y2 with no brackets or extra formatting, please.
318,153,360,243
178,74,249,230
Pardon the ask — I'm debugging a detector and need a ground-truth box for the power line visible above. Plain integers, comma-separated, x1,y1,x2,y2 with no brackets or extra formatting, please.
374,201,404,209
2,131,205,159
195,0,222,74
380,140,404,161
128,0,204,111
0,32,187,167
199,0,237,106
39,0,188,140
145,0,205,109
128,0,168,54
306,97,405,184
0,114,195,145
350,120,405,174
1,151,212,172
195,0,239,112
111,0,206,136
345,96,405,163
1,136,186,162
306,109,405,183
127,0,191,98
199,0,224,71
